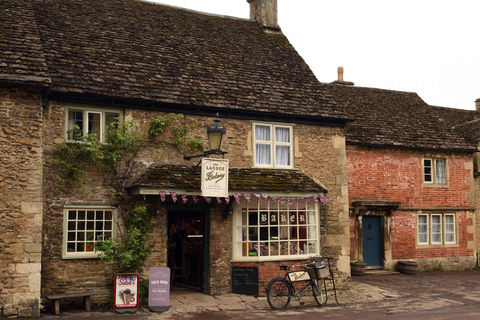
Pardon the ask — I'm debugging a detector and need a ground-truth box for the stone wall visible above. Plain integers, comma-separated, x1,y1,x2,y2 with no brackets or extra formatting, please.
0,88,43,317
40,104,349,304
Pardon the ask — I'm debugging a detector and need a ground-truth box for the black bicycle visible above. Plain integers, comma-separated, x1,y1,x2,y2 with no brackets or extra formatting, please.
266,257,335,310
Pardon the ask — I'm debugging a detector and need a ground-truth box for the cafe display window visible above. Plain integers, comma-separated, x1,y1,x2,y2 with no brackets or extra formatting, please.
233,197,319,260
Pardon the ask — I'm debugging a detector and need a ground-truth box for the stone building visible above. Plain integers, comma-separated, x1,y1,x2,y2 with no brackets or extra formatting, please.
0,0,351,317
329,73,480,271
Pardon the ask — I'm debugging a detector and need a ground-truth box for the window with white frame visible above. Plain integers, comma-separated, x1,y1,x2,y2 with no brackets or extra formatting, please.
66,107,122,142
234,197,319,259
253,123,293,168
63,206,117,259
417,213,456,245
423,158,447,185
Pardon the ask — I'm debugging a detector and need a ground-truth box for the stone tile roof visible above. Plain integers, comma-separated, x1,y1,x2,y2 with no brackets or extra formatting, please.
327,83,478,152
129,165,328,193
17,0,346,120
0,0,51,86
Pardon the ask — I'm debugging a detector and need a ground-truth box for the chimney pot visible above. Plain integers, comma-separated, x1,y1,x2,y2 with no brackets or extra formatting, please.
476,98,480,112
248,0,278,29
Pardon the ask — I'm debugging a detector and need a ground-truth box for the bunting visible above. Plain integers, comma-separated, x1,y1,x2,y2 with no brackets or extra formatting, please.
154,192,330,205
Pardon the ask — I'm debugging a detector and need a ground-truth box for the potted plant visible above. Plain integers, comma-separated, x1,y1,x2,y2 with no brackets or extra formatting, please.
350,258,366,276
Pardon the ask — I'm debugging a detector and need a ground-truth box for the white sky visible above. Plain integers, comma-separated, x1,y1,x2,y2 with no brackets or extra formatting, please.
150,0,480,110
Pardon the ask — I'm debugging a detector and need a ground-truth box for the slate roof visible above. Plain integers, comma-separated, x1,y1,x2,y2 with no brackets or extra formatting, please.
129,165,328,194
0,0,345,121
327,83,479,152
0,0,51,87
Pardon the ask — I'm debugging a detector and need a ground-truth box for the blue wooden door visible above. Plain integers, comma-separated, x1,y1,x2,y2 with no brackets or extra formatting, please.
362,216,383,268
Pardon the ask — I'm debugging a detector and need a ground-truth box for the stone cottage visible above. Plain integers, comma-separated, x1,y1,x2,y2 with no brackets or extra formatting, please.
0,0,351,317
329,72,480,271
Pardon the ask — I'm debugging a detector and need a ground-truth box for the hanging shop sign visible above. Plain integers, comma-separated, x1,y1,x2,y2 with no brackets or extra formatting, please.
148,267,171,312
201,158,229,197
113,273,139,314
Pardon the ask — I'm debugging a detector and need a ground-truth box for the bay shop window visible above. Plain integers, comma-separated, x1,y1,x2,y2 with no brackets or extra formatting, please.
234,197,319,260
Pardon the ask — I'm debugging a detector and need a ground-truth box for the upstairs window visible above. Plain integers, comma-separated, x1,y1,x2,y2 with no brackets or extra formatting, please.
253,123,293,168
66,107,122,143
423,158,447,185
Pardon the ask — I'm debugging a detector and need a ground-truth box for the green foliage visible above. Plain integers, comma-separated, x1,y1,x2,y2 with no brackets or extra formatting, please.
95,206,152,273
149,113,183,140
187,139,205,152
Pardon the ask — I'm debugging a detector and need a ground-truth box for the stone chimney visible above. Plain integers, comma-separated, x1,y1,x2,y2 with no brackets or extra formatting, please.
247,0,279,29
337,66,344,82
476,98,480,112
332,66,354,86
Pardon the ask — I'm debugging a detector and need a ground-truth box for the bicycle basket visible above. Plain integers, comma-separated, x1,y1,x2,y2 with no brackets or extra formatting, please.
306,263,330,279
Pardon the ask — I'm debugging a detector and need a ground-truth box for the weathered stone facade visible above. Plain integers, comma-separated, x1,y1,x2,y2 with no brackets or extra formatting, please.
0,88,44,317
39,104,350,303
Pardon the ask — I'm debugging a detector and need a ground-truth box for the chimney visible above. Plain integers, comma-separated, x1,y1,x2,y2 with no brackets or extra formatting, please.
476,98,480,112
337,66,344,82
247,0,279,29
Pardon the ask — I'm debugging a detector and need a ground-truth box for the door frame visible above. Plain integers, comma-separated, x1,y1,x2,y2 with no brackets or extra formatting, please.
167,205,210,294
350,200,400,269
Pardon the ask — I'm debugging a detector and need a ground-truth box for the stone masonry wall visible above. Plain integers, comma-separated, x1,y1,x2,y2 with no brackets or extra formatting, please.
41,105,349,303
0,88,44,318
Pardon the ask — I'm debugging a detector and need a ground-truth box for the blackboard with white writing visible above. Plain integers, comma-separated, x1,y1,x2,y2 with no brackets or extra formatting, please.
232,267,259,295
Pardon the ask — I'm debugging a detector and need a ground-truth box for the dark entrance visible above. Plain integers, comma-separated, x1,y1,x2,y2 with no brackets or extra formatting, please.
168,210,207,292
362,215,383,268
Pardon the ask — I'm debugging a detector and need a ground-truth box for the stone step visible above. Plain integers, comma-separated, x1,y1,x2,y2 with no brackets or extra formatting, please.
364,269,400,276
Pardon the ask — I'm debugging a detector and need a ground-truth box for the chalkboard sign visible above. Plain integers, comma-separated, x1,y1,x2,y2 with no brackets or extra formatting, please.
232,267,259,295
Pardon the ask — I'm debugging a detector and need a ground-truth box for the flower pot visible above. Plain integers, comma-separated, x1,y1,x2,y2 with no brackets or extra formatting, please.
350,262,366,276
397,261,418,275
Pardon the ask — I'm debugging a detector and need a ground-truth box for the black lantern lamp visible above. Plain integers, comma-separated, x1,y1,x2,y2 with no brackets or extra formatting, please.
184,113,227,160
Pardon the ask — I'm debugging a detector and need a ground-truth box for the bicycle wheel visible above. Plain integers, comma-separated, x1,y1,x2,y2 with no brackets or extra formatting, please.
312,280,325,306
266,277,292,310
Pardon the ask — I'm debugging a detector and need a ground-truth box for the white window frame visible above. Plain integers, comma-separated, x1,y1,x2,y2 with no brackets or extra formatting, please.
253,123,294,169
232,197,319,261
65,106,123,143
62,205,118,259
423,158,447,185
417,213,456,246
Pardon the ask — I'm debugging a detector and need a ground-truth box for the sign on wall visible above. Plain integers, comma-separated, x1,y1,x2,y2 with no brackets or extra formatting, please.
113,273,139,314
148,267,171,312
201,158,229,197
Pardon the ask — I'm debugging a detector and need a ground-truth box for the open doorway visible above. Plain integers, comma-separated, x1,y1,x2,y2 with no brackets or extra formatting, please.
168,210,206,292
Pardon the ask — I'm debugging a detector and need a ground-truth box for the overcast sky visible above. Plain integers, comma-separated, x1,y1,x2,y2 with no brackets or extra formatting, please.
149,0,480,110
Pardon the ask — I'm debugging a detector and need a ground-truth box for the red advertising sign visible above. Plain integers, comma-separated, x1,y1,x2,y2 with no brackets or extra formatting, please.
113,273,139,314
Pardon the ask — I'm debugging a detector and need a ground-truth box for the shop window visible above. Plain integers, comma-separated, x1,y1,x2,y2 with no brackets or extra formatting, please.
62,206,117,259
234,197,319,260
253,123,293,168
423,158,447,185
66,106,122,142
417,213,456,246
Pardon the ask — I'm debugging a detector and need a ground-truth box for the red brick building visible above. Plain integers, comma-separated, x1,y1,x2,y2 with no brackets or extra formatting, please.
329,80,480,271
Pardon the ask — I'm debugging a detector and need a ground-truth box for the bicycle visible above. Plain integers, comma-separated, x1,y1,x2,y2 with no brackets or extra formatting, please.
266,257,335,310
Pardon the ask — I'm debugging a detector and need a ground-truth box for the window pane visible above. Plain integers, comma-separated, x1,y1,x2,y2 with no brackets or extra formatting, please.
436,159,446,184
275,127,290,143
276,145,290,166
88,112,101,140
418,215,428,244
445,214,455,243
256,144,271,165
423,159,432,182
255,125,270,141
431,215,442,243
67,110,83,140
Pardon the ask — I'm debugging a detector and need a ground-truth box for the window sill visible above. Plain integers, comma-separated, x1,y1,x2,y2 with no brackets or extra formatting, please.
250,166,298,171
231,254,314,263
62,252,101,260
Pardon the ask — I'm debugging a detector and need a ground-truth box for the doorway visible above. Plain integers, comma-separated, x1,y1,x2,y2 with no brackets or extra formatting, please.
168,210,207,292
362,216,384,268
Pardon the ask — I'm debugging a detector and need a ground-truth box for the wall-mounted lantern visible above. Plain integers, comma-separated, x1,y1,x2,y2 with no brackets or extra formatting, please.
184,113,227,160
